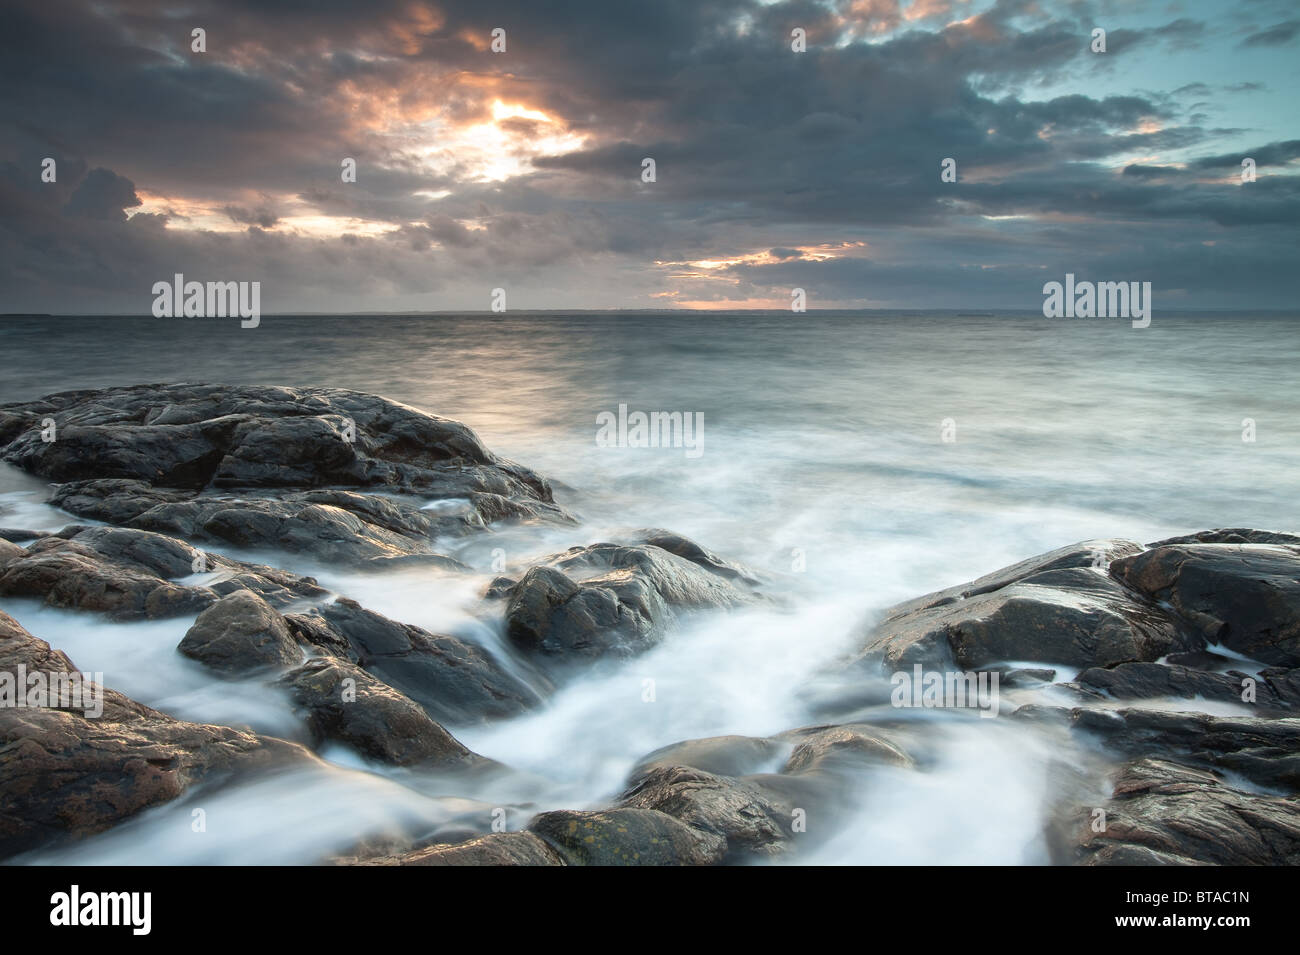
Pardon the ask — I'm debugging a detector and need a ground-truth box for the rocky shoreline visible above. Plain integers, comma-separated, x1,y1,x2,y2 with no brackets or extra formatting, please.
1,384,1297,865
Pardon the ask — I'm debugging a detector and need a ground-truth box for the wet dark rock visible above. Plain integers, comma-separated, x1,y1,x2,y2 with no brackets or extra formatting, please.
61,525,201,578
0,536,214,620
0,538,25,568
1149,528,1300,547
484,575,516,599
1074,661,1297,712
0,610,314,860
0,526,325,620
851,557,1185,671
779,724,913,775
359,554,470,573
47,479,190,526
178,590,303,674
1165,649,1236,669
504,541,756,664
1111,542,1300,667
617,765,796,859
287,598,543,723
50,482,463,566
0,529,41,543
528,808,727,865
884,539,1144,619
2,384,510,486
48,479,566,566
1074,758,1300,866
629,735,783,782
1,387,573,554
280,658,475,767
1020,704,1300,792
997,666,1058,687
633,529,763,585
357,831,564,866
616,725,907,861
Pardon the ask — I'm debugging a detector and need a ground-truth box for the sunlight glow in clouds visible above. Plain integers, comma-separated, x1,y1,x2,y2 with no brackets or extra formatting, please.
425,99,587,182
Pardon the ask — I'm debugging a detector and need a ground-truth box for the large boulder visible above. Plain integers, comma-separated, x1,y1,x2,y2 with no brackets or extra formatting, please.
617,766,798,859
527,808,727,866
850,556,1185,671
280,658,476,767
179,590,303,674
504,541,756,664
0,385,572,534
1111,542,1300,667
287,598,544,723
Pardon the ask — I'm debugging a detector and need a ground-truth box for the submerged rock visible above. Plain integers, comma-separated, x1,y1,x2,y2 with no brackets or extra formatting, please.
779,724,913,775
628,734,783,781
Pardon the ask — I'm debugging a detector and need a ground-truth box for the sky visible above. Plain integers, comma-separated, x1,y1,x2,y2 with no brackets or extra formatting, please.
0,0,1297,313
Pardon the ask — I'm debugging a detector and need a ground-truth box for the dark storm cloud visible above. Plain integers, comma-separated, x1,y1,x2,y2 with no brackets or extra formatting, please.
1241,20,1300,47
223,204,281,228
63,168,142,221
0,0,1296,311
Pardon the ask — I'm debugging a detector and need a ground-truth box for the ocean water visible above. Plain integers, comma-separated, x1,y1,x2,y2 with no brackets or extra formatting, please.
1,312,1297,864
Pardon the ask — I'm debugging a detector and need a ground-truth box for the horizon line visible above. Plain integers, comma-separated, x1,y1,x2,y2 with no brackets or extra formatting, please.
4,307,1300,318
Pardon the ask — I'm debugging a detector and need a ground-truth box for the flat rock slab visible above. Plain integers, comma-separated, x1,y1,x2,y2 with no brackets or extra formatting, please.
356,831,565,866
0,386,573,548
1075,758,1300,866
852,561,1183,671
1073,661,1298,712
1112,542,1300,668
